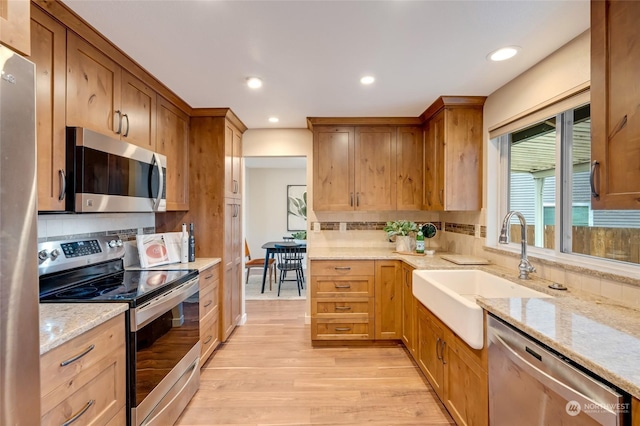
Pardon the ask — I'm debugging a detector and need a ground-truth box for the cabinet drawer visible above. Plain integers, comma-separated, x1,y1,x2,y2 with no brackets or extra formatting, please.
199,264,220,291
200,282,218,318
105,406,126,426
312,260,374,276
40,315,125,398
200,310,219,365
312,318,372,340
41,346,126,426
311,276,374,298
312,298,373,317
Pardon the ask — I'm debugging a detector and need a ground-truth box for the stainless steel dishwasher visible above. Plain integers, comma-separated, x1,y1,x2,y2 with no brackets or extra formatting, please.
488,315,630,426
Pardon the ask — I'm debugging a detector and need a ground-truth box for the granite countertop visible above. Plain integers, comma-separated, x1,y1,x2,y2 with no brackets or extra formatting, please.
308,246,640,398
40,303,128,355
127,257,221,273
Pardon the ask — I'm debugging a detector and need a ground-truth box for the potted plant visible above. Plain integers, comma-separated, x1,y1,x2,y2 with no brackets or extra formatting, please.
383,220,418,252
291,231,307,245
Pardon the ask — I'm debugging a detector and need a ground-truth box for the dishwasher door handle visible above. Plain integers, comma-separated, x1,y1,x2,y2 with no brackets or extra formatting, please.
490,331,620,426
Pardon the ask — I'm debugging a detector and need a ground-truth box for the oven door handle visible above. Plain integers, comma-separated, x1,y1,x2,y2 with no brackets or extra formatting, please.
132,278,198,331
490,330,620,425
152,152,164,211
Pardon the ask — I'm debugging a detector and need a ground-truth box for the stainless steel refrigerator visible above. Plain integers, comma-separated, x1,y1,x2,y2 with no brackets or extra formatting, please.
0,45,40,424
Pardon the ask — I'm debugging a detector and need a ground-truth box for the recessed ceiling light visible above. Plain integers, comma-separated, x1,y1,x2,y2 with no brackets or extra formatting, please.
246,77,263,89
488,46,519,62
268,117,279,123
360,75,375,85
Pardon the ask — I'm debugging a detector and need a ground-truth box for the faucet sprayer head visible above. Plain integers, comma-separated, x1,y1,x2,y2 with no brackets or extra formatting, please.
498,230,509,244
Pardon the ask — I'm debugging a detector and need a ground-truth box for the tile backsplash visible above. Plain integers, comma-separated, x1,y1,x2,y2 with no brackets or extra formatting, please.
37,213,155,242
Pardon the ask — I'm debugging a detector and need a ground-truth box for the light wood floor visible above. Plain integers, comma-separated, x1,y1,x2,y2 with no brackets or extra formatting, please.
176,300,455,426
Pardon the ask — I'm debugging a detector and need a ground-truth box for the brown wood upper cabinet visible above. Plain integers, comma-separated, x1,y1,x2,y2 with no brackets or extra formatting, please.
591,0,640,209
157,96,189,211
421,96,485,211
225,121,243,199
66,32,156,150
0,0,30,55
30,5,66,211
314,124,422,211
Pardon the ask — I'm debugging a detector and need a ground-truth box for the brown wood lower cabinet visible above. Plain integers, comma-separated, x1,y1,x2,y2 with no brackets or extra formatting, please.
632,396,639,426
40,314,126,426
199,263,220,365
416,302,488,426
401,264,416,356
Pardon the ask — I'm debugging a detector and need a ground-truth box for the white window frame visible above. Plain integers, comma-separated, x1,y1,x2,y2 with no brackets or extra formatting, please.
489,105,640,280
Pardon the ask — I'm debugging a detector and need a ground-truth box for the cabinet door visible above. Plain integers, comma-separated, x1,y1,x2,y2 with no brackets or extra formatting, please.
121,70,156,150
355,126,397,210
443,107,483,211
432,111,445,211
221,199,240,341
374,260,401,340
444,338,488,426
313,126,355,211
66,32,121,137
397,126,423,210
423,121,436,209
591,0,640,209
0,0,30,55
417,303,444,399
224,122,242,198
232,126,242,199
401,264,416,356
232,202,242,326
31,6,66,211
157,96,189,211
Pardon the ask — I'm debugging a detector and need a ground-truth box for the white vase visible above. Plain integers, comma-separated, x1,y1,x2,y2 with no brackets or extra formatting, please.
395,235,413,252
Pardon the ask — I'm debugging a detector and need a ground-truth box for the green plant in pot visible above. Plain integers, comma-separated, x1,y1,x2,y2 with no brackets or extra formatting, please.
291,231,306,245
383,220,418,252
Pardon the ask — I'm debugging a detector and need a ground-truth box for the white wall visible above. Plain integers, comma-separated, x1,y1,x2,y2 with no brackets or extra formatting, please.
245,167,307,258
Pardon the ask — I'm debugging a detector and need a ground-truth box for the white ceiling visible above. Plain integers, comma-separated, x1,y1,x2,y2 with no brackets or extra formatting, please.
61,0,590,130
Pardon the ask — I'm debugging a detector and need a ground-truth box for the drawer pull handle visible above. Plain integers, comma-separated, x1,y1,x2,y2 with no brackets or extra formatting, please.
60,344,95,367
334,284,351,289
204,300,213,308
203,335,213,344
335,327,351,332
334,267,351,271
62,399,94,426
335,306,351,311
204,275,213,280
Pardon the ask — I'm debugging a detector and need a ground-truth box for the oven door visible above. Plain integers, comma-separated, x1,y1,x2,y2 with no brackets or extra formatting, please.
131,277,200,425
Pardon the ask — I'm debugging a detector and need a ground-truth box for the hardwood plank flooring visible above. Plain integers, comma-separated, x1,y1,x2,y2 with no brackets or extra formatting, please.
176,300,454,426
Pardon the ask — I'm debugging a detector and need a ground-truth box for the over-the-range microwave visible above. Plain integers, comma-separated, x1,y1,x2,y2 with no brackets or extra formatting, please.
65,127,167,213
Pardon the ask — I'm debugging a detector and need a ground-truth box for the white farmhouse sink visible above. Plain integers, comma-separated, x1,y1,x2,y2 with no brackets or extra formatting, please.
412,269,551,350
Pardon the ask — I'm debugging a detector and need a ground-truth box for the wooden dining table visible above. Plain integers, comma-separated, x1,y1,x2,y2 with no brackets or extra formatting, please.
260,241,307,293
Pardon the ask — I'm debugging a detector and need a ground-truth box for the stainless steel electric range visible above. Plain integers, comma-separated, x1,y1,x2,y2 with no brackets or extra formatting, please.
38,236,200,426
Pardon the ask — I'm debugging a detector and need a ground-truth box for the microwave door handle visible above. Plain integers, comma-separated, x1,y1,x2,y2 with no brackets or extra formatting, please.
152,152,164,211
490,332,619,425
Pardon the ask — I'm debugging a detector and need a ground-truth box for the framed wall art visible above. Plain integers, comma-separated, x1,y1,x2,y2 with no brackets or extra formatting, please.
287,185,307,231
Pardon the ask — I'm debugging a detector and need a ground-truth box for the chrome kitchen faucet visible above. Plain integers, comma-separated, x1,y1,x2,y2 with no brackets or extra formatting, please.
499,211,536,280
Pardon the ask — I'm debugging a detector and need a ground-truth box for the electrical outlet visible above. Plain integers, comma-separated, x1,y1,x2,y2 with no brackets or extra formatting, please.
475,224,481,239
339,222,347,232
313,222,321,232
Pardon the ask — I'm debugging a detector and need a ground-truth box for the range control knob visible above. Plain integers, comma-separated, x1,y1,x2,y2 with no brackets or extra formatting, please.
108,240,117,248
116,239,123,247
38,250,49,261
50,249,60,260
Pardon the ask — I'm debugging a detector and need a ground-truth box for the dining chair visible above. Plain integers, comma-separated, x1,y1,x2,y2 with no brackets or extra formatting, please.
274,244,305,296
245,239,275,290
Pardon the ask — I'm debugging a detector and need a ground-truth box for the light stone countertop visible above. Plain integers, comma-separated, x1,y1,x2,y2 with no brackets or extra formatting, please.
40,303,128,355
308,246,640,398
127,257,221,273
